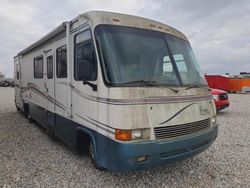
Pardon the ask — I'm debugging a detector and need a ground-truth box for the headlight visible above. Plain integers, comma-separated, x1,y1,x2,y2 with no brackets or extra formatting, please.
115,129,150,141
212,94,219,101
132,130,142,139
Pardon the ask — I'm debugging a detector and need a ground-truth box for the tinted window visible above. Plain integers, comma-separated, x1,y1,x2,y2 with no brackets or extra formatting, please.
56,46,67,78
47,56,53,79
34,56,43,79
163,56,173,73
16,64,20,80
74,30,97,81
95,25,207,86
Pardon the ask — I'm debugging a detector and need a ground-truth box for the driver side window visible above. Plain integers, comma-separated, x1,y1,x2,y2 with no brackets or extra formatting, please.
163,56,173,74
161,55,179,84
74,30,97,81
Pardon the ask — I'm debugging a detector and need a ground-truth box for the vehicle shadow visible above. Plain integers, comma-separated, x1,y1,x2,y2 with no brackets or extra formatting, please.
12,110,74,152
216,110,230,117
101,156,212,186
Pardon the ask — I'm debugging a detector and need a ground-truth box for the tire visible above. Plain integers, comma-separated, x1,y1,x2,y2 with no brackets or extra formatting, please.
24,103,33,123
88,141,105,170
27,111,33,123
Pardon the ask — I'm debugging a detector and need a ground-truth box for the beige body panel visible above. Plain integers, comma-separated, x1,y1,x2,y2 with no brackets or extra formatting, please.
76,11,188,41
96,87,215,140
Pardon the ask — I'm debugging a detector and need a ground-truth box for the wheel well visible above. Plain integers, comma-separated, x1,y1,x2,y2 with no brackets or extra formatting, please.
75,131,92,155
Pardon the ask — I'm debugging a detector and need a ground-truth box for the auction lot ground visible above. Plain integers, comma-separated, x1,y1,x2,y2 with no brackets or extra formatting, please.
0,88,249,187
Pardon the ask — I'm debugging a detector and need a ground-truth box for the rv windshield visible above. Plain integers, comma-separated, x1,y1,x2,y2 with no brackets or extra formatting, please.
95,25,207,87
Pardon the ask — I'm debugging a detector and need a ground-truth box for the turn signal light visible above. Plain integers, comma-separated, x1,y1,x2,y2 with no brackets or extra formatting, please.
115,129,131,141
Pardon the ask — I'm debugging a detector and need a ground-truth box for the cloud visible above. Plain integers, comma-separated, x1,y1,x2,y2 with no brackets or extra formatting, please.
0,0,249,77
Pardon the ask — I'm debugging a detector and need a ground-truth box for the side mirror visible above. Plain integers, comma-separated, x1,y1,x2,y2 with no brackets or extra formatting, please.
76,59,97,91
76,60,92,81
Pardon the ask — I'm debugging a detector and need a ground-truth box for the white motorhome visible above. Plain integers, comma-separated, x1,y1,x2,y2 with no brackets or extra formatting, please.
14,11,218,171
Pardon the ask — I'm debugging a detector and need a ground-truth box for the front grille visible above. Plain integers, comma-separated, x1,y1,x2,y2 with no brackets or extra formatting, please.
219,93,228,100
154,118,210,140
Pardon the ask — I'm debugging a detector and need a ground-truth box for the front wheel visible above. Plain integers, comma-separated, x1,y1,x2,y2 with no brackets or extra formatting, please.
16,105,20,112
88,141,105,170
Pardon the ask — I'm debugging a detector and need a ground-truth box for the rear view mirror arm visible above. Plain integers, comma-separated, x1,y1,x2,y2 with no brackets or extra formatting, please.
83,80,97,91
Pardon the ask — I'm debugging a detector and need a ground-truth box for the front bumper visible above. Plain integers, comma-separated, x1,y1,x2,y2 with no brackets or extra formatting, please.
96,126,218,171
218,103,229,111
215,100,229,111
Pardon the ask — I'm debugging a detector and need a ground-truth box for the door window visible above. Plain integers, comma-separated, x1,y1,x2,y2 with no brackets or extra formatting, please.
47,56,53,79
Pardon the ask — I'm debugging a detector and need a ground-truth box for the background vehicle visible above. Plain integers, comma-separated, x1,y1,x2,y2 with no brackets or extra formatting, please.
211,88,229,111
14,11,218,171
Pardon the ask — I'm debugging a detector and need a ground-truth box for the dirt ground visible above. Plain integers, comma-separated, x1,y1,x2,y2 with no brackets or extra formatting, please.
0,88,249,187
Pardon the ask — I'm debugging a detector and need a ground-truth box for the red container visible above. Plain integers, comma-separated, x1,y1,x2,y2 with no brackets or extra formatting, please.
229,78,242,93
205,75,229,91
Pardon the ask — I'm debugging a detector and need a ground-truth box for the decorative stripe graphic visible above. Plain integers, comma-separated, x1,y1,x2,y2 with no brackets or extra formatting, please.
21,83,114,134
159,103,197,125
74,113,115,134
88,116,115,131
21,83,66,111
20,82,209,133
57,82,211,105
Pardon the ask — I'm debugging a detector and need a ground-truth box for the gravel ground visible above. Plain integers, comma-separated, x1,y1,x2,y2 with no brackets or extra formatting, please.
0,88,249,188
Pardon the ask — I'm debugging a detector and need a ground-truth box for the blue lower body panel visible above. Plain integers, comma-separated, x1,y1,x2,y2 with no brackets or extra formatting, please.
96,126,218,171
24,101,218,171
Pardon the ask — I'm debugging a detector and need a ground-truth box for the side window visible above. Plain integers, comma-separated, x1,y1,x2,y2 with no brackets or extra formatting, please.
16,64,20,80
74,30,97,81
47,56,53,79
174,54,188,72
34,56,43,79
163,56,173,74
56,46,67,78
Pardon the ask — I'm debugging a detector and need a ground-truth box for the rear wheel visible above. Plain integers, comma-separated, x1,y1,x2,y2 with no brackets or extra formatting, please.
24,104,33,123
88,141,105,170
27,111,33,123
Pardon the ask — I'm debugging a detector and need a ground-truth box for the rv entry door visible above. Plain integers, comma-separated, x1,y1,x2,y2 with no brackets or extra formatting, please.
44,50,55,131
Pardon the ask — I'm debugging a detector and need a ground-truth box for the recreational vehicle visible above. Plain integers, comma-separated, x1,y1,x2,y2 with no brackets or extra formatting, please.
14,11,218,171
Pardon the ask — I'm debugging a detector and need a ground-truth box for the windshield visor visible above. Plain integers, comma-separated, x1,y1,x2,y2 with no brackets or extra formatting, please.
95,25,207,87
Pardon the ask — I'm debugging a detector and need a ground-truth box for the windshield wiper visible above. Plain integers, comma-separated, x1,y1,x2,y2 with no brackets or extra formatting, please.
185,85,203,90
167,87,179,93
122,80,158,84
121,80,158,86
121,80,179,93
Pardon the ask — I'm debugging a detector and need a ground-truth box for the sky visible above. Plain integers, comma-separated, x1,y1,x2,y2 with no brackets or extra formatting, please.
0,0,249,78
